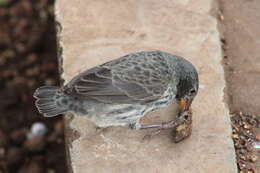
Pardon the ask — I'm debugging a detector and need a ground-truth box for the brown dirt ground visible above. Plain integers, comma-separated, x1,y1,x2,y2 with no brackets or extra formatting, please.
218,0,260,172
0,0,67,172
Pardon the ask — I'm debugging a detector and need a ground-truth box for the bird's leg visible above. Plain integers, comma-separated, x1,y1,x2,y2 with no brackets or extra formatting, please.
142,129,162,140
140,98,190,130
141,98,192,139
142,111,191,139
139,119,178,139
140,117,186,130
141,112,190,139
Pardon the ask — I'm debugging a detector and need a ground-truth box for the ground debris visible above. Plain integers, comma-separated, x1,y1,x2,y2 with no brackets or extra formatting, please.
231,112,260,172
0,0,66,172
172,110,192,143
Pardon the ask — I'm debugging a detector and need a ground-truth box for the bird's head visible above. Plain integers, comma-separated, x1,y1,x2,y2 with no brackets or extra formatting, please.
175,60,199,112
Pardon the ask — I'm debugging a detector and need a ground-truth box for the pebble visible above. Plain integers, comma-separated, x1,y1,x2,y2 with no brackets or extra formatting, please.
243,124,252,129
0,130,8,147
19,161,45,173
54,121,64,136
27,122,48,139
26,54,37,64
10,129,26,145
7,147,24,167
24,137,46,153
0,148,5,159
252,142,260,149
256,134,260,141
44,79,55,85
249,155,258,163
25,66,40,77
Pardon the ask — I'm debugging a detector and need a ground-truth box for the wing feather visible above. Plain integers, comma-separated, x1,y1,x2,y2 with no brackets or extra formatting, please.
64,51,175,104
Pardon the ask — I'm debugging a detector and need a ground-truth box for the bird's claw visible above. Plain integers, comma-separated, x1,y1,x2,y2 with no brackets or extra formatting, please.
140,110,192,140
142,129,162,140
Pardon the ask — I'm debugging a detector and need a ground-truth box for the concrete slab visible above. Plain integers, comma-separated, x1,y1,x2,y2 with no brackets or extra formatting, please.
56,0,237,172
219,0,260,115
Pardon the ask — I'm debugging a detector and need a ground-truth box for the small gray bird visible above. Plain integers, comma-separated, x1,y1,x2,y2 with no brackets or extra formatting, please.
34,50,198,130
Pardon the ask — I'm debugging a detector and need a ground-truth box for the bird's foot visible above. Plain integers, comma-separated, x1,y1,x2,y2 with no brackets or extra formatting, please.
141,110,192,140
140,117,186,140
140,117,187,130
142,129,161,140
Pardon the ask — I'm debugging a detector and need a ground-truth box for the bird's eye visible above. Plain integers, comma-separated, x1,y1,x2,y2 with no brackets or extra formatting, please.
189,89,196,95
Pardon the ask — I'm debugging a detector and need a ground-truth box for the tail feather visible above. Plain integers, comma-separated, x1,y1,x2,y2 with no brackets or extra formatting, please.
33,86,68,117
34,86,59,98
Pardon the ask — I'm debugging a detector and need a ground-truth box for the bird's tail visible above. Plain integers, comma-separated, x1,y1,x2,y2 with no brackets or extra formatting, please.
33,86,69,117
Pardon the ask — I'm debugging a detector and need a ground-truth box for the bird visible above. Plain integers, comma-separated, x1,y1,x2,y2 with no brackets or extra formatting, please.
33,50,199,130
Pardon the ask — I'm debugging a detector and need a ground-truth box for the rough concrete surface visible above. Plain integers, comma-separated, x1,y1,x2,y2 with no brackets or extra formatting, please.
218,0,260,172
56,0,237,172
219,0,260,115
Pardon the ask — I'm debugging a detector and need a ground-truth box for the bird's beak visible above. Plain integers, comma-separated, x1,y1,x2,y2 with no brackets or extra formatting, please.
178,97,192,113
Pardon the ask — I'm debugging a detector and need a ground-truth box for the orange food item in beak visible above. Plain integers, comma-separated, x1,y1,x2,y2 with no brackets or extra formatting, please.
178,98,187,113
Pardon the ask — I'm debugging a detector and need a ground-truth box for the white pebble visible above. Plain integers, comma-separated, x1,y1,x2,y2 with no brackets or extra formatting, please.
27,122,48,139
252,142,260,149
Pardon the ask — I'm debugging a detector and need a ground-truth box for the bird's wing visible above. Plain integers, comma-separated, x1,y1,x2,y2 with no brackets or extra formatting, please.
64,51,175,104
